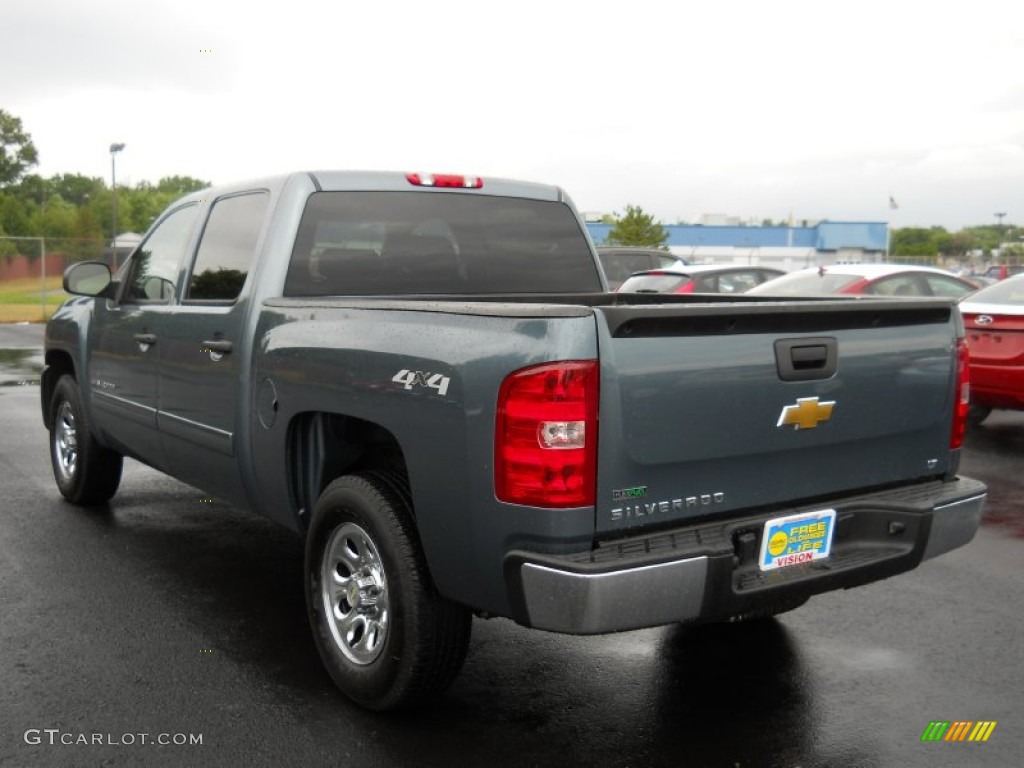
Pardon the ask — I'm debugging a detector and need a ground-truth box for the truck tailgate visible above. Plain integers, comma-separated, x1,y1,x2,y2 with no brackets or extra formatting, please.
593,300,958,534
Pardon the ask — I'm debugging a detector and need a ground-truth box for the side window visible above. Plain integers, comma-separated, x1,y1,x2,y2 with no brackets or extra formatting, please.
692,275,718,292
718,271,759,293
602,253,653,283
186,191,269,301
926,275,973,298
122,205,199,304
867,275,921,296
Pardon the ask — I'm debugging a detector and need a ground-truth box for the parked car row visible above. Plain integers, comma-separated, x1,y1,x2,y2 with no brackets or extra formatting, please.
607,258,980,300
600,252,1021,423
744,264,979,299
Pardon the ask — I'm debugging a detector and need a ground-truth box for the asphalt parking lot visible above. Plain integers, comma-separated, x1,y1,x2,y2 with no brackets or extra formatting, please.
0,324,1020,767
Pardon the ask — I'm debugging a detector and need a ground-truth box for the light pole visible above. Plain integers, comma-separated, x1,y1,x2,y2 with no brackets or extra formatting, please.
109,142,125,263
995,211,1007,229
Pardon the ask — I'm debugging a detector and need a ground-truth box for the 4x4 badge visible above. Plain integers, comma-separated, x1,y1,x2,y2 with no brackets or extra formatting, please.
777,397,835,430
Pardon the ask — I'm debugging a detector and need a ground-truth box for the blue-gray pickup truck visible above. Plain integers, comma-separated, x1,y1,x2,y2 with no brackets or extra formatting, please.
43,170,986,710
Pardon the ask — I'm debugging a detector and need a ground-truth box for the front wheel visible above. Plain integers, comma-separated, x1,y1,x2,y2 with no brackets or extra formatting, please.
49,375,123,505
305,473,471,710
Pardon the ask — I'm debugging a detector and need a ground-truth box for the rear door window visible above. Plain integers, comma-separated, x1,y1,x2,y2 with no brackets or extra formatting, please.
186,191,269,302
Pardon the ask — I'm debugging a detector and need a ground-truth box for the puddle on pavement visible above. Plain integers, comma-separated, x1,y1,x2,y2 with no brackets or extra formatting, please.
0,348,43,386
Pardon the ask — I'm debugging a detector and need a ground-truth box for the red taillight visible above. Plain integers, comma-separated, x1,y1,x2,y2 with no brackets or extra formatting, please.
406,172,483,189
673,280,696,294
950,337,970,449
495,361,598,508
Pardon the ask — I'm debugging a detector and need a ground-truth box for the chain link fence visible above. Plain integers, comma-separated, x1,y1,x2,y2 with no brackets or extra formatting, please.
0,237,110,323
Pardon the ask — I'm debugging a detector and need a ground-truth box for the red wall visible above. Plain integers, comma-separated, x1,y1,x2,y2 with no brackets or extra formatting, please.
0,253,67,282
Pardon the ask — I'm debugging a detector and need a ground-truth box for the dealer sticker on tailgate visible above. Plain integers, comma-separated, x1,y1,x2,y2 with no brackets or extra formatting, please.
758,508,836,571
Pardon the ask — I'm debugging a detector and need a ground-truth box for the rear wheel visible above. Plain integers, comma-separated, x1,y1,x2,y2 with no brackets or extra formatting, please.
49,375,123,505
305,473,471,710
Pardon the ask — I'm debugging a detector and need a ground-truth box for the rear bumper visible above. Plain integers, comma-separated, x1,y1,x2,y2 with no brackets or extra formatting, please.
507,477,986,634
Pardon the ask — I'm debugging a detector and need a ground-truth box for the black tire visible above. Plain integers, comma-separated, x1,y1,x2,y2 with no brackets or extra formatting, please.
305,473,471,711
49,375,123,505
967,405,991,428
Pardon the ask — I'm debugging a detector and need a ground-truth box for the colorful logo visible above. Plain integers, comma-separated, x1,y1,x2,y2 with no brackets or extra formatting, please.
776,397,835,430
921,721,997,742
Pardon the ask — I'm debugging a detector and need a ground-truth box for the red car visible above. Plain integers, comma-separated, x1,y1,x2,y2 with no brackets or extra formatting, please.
958,275,1024,424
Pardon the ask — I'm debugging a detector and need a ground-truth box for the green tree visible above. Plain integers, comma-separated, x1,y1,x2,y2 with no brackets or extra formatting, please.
118,176,209,233
36,195,78,239
941,231,977,258
962,225,1002,256
0,193,31,237
0,110,39,187
605,205,668,247
69,205,106,260
47,173,105,206
890,227,939,258
155,175,209,197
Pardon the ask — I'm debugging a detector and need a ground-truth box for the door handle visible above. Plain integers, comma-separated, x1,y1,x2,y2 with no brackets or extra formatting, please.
202,340,233,354
133,333,157,345
202,339,233,362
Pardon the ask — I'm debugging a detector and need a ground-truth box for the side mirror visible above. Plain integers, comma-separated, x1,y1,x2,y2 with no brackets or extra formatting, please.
63,261,114,298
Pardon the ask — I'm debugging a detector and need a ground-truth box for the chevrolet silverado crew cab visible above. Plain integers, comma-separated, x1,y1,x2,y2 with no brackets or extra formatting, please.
43,170,986,710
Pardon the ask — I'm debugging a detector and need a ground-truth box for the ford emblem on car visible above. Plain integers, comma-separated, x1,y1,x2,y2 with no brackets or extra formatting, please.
975,315,994,326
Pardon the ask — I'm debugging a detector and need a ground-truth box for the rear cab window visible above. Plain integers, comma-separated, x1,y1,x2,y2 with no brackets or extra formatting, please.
284,191,602,296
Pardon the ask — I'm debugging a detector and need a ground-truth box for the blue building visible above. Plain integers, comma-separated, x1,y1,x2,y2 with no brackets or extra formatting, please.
586,221,888,269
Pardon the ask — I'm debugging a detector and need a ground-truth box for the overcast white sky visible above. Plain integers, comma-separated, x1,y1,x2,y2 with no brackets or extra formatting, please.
3,0,1023,230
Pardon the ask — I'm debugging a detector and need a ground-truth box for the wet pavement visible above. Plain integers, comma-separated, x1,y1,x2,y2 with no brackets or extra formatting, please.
0,330,1021,767
0,323,44,386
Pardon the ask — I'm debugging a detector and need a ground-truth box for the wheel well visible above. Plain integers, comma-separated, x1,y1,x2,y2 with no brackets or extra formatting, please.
288,412,409,531
41,350,76,429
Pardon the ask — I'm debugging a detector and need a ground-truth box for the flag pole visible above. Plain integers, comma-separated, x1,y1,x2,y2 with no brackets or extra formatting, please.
886,195,898,262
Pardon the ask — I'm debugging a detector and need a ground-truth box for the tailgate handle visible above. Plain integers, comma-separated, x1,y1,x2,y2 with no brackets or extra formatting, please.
775,337,837,381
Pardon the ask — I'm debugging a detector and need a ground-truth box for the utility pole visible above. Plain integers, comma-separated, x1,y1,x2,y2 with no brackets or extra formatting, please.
110,143,125,265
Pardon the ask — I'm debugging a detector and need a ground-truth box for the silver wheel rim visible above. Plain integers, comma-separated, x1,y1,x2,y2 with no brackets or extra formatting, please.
54,401,78,482
321,521,389,665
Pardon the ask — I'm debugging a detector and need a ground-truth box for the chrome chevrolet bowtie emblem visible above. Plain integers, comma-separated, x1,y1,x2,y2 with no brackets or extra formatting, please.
777,397,836,430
